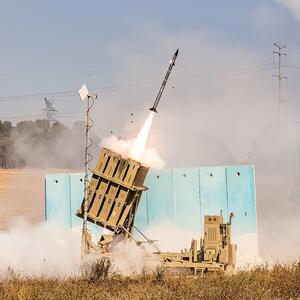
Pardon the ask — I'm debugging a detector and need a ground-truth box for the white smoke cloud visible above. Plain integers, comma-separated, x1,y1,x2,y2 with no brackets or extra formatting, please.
0,219,161,277
145,223,261,268
234,233,261,268
145,222,201,253
275,0,300,21
110,240,160,275
0,220,82,277
96,27,300,263
101,135,165,169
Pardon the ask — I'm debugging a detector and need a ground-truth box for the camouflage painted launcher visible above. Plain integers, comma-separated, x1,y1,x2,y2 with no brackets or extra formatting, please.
77,148,149,235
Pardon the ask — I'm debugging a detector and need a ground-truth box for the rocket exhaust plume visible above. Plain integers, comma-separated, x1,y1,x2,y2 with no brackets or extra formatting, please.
131,111,155,160
102,50,179,167
101,111,165,169
131,49,179,160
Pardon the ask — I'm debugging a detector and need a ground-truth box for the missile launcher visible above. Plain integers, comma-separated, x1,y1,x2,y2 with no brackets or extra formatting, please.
76,147,236,272
158,214,237,273
76,148,149,252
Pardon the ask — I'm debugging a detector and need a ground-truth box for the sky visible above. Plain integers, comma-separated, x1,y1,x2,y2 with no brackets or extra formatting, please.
1,1,300,258
1,0,300,127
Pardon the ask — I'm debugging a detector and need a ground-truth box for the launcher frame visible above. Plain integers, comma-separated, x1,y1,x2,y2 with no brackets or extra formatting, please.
76,148,149,252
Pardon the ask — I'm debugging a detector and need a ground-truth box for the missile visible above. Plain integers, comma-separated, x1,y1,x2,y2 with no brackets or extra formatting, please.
149,48,179,113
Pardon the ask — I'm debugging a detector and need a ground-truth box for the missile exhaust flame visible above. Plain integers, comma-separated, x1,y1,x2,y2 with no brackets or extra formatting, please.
131,111,155,161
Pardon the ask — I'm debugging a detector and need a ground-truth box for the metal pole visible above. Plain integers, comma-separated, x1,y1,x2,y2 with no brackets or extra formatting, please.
278,51,282,119
273,42,287,121
81,96,90,257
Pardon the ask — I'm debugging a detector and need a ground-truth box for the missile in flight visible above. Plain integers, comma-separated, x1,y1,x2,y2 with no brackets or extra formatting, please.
149,48,179,113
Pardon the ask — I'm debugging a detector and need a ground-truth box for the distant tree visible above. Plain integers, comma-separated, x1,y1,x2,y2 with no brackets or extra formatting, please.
0,121,14,168
0,119,100,169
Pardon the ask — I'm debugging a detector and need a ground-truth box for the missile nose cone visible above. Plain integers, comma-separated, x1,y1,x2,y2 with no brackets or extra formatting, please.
175,49,179,56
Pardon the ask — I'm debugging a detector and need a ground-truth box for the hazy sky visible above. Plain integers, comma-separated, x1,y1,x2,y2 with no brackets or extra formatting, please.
1,0,300,129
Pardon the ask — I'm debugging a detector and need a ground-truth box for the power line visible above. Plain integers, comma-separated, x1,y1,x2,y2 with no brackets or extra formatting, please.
0,113,82,120
173,63,275,81
0,89,274,121
0,66,116,83
285,64,300,69
0,63,276,102
0,62,275,84
0,89,76,101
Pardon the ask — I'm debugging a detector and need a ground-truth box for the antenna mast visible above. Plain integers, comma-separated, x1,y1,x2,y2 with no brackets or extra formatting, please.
273,42,287,121
78,84,97,257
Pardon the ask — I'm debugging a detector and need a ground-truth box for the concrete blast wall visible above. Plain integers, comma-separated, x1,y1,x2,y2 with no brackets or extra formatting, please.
45,165,258,262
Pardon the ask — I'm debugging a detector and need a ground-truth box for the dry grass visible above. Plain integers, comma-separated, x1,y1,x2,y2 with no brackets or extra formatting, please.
0,261,299,300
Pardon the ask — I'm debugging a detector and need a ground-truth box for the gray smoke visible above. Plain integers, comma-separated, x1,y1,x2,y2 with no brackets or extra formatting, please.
90,28,300,261
6,120,100,169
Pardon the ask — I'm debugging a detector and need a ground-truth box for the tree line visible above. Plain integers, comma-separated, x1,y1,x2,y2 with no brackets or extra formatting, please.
0,119,99,169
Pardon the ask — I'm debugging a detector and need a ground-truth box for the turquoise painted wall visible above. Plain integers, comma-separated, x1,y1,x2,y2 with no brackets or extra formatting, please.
45,165,257,238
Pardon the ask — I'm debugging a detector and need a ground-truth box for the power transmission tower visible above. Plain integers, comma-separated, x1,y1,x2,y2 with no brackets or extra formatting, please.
42,97,58,126
273,42,287,121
